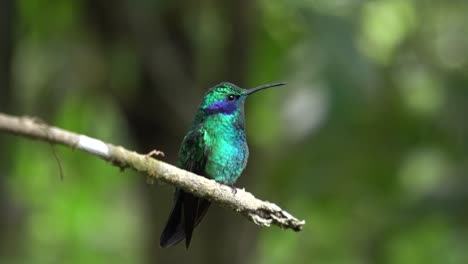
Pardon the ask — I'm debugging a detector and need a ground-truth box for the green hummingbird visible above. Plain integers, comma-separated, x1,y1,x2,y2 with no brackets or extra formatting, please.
160,81,286,248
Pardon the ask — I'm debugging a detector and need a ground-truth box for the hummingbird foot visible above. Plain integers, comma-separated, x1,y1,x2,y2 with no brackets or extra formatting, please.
229,184,237,195
216,181,237,195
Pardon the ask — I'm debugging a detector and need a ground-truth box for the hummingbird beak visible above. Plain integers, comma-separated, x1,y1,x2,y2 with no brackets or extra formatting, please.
245,82,286,96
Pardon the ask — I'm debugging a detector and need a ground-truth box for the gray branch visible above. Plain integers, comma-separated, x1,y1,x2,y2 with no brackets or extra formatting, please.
0,112,305,231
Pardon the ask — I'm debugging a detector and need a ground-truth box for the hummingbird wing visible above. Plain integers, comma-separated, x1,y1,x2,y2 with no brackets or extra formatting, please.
160,126,212,248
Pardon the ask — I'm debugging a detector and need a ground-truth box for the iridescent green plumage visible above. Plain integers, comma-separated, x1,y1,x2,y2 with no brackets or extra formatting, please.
160,82,285,249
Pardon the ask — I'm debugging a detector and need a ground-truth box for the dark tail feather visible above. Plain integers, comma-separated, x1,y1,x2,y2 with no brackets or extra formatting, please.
159,190,185,248
159,190,211,248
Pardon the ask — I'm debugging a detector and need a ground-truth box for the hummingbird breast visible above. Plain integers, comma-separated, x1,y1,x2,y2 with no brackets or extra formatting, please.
203,115,249,185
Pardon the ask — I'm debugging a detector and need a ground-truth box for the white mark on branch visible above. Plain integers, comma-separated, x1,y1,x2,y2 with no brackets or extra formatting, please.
78,135,110,157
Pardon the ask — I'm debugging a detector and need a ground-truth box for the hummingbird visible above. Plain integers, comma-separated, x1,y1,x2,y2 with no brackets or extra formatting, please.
159,81,286,249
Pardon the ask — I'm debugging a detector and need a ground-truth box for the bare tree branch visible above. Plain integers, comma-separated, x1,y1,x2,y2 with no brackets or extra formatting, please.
0,112,305,231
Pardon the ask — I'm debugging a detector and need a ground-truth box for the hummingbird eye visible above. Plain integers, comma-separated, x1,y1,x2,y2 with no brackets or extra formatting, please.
227,94,236,101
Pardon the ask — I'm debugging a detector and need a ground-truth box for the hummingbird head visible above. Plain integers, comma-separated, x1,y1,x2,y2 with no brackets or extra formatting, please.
200,82,286,116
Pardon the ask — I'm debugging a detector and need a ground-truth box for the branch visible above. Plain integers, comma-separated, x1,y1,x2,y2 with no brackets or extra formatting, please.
0,112,305,231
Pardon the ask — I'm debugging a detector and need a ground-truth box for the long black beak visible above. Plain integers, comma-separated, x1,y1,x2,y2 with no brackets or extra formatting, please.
245,82,286,96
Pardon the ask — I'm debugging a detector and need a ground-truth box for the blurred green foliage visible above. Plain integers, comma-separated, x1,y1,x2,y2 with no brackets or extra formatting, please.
0,0,467,263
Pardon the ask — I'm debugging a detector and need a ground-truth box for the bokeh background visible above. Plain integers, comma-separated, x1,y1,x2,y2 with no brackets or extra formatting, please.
1,0,468,263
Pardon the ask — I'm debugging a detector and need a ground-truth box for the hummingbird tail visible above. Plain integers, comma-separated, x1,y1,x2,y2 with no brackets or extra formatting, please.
159,190,211,249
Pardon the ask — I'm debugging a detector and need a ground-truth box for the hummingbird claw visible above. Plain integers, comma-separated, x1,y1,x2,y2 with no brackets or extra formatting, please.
229,184,237,195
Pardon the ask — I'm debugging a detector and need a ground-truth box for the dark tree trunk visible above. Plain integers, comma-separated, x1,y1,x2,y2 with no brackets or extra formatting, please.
0,0,21,259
